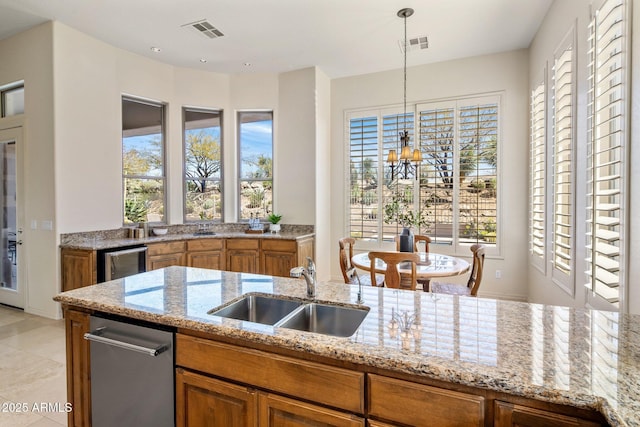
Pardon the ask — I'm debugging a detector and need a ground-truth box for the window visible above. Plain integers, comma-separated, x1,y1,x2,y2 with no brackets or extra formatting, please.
238,111,273,220
347,94,499,252
551,32,575,291
122,97,166,224
183,108,223,222
0,84,24,117
585,0,627,308
530,77,546,270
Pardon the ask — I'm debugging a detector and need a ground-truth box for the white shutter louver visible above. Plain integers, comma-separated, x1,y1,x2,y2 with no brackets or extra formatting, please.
530,82,546,263
586,0,626,307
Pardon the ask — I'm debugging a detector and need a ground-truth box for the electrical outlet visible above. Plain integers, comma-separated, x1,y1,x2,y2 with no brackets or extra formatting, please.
495,270,502,279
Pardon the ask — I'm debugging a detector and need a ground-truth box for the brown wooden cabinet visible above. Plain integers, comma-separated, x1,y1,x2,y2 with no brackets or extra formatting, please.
61,248,96,291
64,308,91,427
62,236,314,290
261,239,298,277
259,393,364,426
368,374,485,427
147,241,187,271
176,368,257,427
186,239,225,270
60,311,609,427
226,239,260,273
494,401,601,427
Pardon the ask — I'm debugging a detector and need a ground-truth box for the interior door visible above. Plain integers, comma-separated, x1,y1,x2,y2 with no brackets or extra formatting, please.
0,127,24,308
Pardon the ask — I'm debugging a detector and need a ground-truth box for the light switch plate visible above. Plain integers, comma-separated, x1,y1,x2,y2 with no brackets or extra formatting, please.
41,220,53,230
30,220,37,230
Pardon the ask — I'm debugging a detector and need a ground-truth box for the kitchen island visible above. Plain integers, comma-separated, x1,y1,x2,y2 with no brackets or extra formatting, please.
54,266,639,426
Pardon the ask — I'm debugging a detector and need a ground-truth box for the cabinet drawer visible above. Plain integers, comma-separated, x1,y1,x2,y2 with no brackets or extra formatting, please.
187,239,224,251
261,239,296,252
147,241,186,256
226,238,259,250
176,334,364,414
368,374,485,426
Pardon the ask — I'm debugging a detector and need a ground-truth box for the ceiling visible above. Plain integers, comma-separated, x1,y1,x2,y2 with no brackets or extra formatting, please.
0,0,553,79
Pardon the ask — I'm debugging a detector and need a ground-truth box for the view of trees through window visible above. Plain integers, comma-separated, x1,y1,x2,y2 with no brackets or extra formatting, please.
349,96,498,249
184,108,222,221
238,111,273,220
122,97,165,224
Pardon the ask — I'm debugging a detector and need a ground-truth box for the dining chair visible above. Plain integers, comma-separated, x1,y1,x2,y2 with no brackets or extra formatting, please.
367,251,421,290
431,244,485,296
394,234,431,252
339,237,384,287
394,234,431,290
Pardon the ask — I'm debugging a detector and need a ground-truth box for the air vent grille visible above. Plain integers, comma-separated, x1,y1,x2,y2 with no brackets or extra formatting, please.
182,19,224,39
399,35,429,53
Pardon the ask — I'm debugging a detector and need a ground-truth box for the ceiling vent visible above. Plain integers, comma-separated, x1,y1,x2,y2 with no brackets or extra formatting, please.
182,19,224,39
399,36,429,53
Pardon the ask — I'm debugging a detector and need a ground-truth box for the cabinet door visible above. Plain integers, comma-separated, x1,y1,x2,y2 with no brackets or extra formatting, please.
227,250,260,273
187,251,224,270
61,249,96,291
261,250,297,277
368,374,485,427
259,393,364,427
64,309,91,427
148,253,186,271
494,401,602,427
176,368,258,427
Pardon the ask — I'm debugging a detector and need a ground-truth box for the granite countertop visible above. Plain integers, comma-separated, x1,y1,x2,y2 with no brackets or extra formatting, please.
53,266,639,427
60,224,315,250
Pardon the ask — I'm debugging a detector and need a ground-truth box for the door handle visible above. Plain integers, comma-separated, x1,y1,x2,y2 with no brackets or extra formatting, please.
16,240,23,245
84,327,169,357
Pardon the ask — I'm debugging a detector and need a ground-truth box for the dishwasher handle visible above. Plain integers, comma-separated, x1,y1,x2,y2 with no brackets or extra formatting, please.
84,327,169,357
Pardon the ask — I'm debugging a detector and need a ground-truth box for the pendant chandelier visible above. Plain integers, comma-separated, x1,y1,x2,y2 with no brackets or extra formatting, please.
387,7,422,180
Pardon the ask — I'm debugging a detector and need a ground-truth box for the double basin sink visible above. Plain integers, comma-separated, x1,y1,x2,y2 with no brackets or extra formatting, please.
208,294,369,337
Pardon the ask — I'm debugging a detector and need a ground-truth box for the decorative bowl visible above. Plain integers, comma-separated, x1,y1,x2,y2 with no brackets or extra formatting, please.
153,228,168,236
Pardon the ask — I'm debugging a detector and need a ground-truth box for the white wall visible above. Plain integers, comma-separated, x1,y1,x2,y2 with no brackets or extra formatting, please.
0,22,57,318
315,68,331,281
330,50,530,301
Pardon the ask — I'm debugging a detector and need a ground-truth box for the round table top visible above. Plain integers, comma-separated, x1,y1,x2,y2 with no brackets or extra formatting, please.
351,251,471,279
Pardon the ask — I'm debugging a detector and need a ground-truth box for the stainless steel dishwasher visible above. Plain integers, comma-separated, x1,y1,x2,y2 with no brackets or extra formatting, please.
84,315,174,427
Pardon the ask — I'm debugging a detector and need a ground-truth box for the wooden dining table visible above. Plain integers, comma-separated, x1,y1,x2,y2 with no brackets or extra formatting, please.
351,251,471,290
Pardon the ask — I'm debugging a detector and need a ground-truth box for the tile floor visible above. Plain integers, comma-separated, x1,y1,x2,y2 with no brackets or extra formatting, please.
0,305,67,427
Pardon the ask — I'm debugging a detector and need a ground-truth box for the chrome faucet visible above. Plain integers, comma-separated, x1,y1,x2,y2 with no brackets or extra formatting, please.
290,257,316,298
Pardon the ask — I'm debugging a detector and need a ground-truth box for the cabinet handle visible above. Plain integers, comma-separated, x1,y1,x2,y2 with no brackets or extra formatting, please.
84,327,169,357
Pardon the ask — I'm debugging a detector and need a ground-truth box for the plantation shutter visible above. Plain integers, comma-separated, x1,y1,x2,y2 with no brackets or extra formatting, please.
552,38,575,284
585,0,626,307
418,106,455,243
530,81,546,264
383,112,415,238
348,115,379,241
457,103,498,244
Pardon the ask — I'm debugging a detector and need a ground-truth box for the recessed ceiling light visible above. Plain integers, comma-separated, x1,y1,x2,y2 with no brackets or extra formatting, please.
150,47,161,53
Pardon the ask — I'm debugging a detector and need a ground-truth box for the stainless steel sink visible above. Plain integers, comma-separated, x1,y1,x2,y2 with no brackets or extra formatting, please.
275,303,369,337
208,295,303,325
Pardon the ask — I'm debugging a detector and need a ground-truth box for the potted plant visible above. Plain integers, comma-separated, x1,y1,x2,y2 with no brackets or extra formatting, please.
383,193,430,252
267,213,282,233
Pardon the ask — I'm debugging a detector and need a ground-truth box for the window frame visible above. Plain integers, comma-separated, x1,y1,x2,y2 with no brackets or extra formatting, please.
237,110,274,221
182,106,224,223
0,83,25,118
121,95,167,225
345,93,501,257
